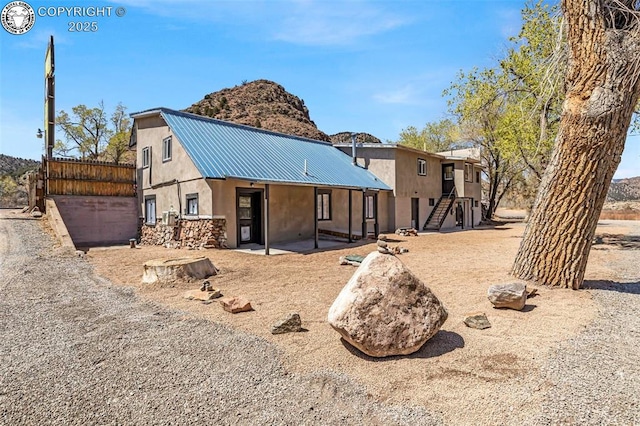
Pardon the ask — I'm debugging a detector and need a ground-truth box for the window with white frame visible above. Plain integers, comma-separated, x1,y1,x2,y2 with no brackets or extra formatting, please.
142,147,150,168
317,190,331,220
186,193,198,215
365,194,375,219
417,158,427,176
443,164,454,180
145,196,156,225
162,136,172,162
464,163,473,182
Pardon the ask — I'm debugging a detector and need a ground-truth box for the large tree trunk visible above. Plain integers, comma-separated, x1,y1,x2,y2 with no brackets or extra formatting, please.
512,0,640,289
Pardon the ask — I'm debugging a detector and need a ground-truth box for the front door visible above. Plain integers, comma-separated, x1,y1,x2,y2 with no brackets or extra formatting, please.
411,197,419,229
237,189,263,244
442,163,455,195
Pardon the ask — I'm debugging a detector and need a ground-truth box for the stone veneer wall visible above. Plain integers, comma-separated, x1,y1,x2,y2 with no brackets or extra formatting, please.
140,218,227,249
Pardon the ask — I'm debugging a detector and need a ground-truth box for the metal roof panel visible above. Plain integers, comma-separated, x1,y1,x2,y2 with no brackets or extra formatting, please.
155,109,391,190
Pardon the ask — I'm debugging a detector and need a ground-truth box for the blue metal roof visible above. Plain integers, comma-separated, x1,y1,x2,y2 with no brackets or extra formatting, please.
142,108,391,190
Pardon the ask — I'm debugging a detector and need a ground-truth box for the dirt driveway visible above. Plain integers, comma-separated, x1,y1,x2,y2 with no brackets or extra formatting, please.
89,219,640,425
0,209,432,425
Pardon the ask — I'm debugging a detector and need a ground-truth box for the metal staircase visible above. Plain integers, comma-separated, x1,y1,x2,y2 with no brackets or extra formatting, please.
423,188,456,231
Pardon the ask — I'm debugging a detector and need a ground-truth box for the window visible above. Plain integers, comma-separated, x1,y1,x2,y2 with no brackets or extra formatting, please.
365,194,375,219
475,200,479,208
317,191,331,220
162,136,172,162
429,198,435,207
144,196,156,225
417,158,427,176
142,147,150,168
464,163,473,182
476,171,481,183
186,193,198,215
443,165,454,180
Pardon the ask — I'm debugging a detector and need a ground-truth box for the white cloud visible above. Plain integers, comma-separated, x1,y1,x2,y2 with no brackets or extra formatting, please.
272,1,406,46
373,84,416,105
112,0,407,46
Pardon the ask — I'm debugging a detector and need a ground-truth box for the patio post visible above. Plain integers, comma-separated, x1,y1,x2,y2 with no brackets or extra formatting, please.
314,186,319,249
264,184,270,255
362,190,367,240
348,189,353,243
374,192,379,237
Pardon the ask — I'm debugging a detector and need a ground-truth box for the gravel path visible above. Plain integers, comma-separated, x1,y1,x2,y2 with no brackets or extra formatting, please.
0,211,437,425
526,221,640,425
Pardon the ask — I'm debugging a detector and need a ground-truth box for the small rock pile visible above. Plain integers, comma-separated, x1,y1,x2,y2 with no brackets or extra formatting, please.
376,235,409,255
395,228,418,237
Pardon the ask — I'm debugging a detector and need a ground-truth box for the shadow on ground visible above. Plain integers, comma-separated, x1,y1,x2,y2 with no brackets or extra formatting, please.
340,329,464,362
583,280,640,295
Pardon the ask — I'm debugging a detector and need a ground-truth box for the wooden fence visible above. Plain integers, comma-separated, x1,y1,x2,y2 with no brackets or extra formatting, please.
45,157,136,197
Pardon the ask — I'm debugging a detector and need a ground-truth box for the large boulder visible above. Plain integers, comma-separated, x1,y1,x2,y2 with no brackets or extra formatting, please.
327,251,448,357
487,283,527,310
142,257,217,285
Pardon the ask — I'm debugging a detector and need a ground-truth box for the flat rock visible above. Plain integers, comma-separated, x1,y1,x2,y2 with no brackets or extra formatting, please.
464,312,491,329
328,251,448,357
488,283,527,310
142,256,217,284
271,313,302,334
219,296,253,314
183,289,221,301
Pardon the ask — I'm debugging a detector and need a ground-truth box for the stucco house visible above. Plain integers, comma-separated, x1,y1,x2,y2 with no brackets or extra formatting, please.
130,108,392,251
334,143,483,231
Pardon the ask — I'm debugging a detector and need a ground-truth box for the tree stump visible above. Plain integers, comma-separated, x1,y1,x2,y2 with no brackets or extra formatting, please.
142,257,217,285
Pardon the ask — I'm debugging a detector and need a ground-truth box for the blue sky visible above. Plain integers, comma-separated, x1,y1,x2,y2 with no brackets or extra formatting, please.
0,0,638,178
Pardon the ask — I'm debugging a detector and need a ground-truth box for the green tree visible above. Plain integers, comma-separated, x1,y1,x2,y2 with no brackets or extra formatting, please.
55,101,133,163
398,119,461,152
105,103,133,164
445,67,525,219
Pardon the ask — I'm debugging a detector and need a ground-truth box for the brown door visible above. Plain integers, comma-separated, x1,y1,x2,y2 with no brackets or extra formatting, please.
411,198,419,229
237,190,263,244
442,163,455,195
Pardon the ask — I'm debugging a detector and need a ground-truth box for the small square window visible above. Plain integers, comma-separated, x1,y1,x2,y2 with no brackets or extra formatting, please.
429,198,435,207
185,193,198,215
142,147,150,168
317,191,331,220
417,158,427,176
162,137,172,162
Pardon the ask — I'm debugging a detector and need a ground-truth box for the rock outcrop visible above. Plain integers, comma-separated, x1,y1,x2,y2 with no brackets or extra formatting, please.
185,80,330,142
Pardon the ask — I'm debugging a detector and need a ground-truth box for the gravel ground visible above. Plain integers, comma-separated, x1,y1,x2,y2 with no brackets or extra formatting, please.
526,223,640,426
3,211,640,425
0,211,437,425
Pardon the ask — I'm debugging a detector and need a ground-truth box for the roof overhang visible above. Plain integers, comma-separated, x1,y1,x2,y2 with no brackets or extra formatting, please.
209,175,390,191
333,142,446,159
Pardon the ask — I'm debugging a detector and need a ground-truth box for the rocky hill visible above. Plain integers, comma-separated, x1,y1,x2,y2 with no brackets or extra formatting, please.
184,80,331,142
0,154,39,178
607,177,640,202
329,132,382,144
0,154,39,207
